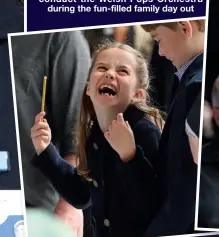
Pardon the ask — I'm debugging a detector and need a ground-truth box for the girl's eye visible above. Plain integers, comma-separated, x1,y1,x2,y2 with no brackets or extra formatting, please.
118,69,129,75
97,66,107,71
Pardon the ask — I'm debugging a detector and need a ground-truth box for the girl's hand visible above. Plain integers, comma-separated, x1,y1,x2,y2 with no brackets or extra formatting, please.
31,112,51,155
104,113,136,162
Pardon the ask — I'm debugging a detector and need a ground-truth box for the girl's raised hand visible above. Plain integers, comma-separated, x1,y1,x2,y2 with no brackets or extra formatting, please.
104,113,136,162
31,112,51,155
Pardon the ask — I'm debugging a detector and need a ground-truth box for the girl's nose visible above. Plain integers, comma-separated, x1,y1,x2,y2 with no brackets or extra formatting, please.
105,70,115,80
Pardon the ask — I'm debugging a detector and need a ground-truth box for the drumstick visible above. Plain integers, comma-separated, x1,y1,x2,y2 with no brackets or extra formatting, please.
40,76,47,122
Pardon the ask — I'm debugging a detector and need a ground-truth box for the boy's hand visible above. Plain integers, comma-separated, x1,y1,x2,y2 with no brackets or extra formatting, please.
104,113,136,162
31,112,51,155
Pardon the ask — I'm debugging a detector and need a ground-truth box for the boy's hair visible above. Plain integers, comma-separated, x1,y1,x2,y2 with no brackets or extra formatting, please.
141,20,205,33
75,40,164,180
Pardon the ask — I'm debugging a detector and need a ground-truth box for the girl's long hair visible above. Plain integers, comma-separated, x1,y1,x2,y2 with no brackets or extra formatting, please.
76,41,164,180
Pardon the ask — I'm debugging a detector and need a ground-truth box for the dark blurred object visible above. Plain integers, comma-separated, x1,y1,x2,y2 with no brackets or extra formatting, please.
149,42,176,112
199,78,219,228
84,28,115,55
0,0,23,7
84,26,134,56
198,128,219,228
187,92,201,138
0,6,23,37
186,92,201,165
212,76,219,108
202,0,219,144
84,29,107,54
198,1,219,228
0,6,23,189
204,0,219,104
16,0,24,7
203,101,214,139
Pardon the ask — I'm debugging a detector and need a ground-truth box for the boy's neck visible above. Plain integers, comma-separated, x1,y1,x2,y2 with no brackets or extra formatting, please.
177,34,204,69
177,49,203,70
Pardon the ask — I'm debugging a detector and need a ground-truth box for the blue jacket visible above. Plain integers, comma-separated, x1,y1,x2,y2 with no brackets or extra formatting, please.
144,53,203,236
32,105,161,237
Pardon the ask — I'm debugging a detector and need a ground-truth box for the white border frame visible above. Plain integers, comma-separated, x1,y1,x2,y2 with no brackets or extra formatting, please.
7,33,29,237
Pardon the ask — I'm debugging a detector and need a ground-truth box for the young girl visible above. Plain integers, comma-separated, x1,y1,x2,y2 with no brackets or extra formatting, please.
31,42,163,237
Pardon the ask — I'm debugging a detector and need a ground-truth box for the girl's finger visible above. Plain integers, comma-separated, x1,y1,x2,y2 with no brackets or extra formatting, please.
41,135,50,141
104,131,111,141
31,129,50,138
112,120,117,125
125,121,131,129
117,113,125,123
35,112,46,123
32,122,50,132
108,125,113,132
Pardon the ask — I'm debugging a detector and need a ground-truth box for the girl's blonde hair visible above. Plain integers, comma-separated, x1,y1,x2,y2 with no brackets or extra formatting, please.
76,41,164,180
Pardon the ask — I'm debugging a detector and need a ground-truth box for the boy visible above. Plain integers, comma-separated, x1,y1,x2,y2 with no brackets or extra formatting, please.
141,20,204,236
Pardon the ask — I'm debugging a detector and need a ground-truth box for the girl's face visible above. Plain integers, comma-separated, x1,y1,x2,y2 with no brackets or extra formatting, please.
86,48,143,110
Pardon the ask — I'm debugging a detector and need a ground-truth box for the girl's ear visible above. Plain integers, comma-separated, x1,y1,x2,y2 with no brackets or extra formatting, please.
134,88,146,100
86,82,90,96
